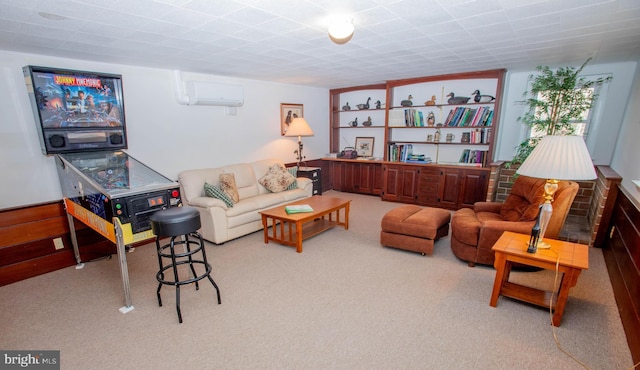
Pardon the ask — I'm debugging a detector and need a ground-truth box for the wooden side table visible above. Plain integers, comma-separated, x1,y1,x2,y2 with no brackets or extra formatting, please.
489,231,589,326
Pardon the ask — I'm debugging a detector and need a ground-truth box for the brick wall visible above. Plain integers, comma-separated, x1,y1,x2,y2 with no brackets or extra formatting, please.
491,164,623,247
492,163,595,217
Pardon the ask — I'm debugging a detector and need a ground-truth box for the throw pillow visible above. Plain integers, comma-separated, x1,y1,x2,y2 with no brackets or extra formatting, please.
286,167,298,191
219,173,240,203
259,164,296,193
203,182,234,208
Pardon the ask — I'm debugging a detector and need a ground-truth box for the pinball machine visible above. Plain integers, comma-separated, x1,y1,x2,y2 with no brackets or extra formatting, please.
23,65,181,312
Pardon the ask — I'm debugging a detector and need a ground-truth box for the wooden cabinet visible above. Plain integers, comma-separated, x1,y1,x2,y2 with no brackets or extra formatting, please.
381,163,488,209
435,167,489,210
382,164,420,203
415,166,441,207
330,160,382,195
327,159,488,208
458,169,488,208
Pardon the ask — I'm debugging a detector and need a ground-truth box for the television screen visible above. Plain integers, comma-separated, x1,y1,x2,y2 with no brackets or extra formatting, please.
23,65,128,154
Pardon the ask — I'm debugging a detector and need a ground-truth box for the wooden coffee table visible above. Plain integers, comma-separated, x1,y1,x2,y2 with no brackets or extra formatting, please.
260,196,350,253
489,231,589,326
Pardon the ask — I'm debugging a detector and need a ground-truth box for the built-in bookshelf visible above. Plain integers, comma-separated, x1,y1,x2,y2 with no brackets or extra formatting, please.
385,70,505,166
327,70,505,208
329,83,386,158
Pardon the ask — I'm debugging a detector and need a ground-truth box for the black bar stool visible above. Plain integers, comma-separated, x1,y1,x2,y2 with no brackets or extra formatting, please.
150,207,221,323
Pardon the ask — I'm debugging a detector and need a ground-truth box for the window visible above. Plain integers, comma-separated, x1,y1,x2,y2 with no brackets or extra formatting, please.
528,81,606,141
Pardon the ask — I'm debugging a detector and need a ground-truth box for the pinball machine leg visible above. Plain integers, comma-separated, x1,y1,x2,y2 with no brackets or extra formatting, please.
114,220,134,314
66,212,85,269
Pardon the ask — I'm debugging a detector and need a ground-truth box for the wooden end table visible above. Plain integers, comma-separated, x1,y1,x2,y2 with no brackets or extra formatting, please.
259,196,350,253
489,231,589,326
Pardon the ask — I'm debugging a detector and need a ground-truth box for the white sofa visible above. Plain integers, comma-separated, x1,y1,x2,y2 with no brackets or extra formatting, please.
178,158,313,244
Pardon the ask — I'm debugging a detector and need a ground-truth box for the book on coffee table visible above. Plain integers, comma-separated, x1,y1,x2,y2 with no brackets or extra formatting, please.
284,204,314,214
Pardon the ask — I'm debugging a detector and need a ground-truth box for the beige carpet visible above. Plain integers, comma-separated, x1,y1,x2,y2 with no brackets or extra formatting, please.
0,191,633,369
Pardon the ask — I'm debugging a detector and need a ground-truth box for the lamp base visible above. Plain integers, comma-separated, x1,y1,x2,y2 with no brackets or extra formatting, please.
537,241,551,249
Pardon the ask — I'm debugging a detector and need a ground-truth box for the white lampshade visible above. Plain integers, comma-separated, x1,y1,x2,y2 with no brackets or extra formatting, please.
516,135,596,180
328,16,354,44
285,117,314,137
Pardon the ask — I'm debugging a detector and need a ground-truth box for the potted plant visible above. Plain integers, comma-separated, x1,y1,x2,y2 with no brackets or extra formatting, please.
508,58,612,166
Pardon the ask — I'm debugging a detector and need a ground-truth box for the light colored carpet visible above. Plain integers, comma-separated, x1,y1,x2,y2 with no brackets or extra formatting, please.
0,191,633,369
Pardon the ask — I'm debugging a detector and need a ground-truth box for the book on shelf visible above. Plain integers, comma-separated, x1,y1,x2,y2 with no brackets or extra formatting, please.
388,110,406,127
403,108,424,127
443,109,456,126
459,149,488,166
284,204,314,214
445,106,494,127
404,154,432,164
388,143,414,162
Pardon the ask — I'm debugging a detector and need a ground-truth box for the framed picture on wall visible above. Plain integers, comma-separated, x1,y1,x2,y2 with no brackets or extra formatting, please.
280,103,303,136
355,137,374,157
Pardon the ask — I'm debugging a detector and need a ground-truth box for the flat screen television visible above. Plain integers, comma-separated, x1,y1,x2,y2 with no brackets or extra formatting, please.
23,65,128,154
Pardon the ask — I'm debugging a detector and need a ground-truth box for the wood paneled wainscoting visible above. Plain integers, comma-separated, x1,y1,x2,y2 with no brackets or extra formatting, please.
0,201,115,286
603,186,640,364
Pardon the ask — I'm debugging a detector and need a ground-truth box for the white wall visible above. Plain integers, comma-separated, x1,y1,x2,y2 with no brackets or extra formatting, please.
3,49,640,208
611,61,640,202
0,50,328,209
495,61,638,165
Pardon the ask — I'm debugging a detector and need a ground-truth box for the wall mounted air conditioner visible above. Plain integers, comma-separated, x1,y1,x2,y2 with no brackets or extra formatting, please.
185,81,244,107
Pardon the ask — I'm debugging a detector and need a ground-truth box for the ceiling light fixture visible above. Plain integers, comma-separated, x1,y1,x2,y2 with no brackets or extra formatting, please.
328,16,354,45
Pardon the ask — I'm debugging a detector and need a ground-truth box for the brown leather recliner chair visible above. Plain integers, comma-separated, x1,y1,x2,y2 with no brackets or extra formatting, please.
450,175,579,267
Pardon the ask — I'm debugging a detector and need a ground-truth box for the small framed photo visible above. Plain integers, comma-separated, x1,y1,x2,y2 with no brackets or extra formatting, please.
280,103,303,136
355,137,374,157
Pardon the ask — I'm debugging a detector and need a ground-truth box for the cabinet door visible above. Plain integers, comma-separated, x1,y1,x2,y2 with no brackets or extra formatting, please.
343,162,358,192
371,163,384,195
438,168,461,209
382,164,401,201
416,167,441,207
398,166,419,203
331,162,345,191
356,163,373,194
458,169,488,208
383,164,419,202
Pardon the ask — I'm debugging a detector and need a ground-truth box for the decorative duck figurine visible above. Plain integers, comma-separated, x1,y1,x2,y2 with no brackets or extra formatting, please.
349,117,358,127
356,97,371,110
362,116,372,126
447,92,471,104
425,95,436,106
342,102,351,111
375,100,382,109
471,90,495,103
401,95,413,107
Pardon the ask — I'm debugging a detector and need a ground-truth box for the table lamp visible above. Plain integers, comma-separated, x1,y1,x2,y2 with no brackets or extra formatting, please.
516,135,596,252
285,117,314,169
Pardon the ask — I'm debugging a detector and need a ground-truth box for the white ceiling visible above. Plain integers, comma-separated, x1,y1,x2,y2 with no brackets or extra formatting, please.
1,0,639,88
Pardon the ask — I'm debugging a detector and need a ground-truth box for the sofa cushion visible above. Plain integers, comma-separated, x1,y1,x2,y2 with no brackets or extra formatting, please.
259,164,296,193
219,173,240,203
222,163,260,199
203,182,234,208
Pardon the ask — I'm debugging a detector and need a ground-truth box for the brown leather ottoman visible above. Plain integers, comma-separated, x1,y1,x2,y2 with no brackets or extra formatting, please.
380,205,451,255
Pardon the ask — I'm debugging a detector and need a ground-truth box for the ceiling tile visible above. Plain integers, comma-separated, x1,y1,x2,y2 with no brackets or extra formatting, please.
0,0,637,88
